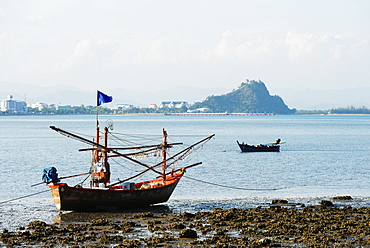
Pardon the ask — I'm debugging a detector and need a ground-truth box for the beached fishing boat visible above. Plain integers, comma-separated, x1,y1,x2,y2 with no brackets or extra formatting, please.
237,139,281,152
43,91,214,211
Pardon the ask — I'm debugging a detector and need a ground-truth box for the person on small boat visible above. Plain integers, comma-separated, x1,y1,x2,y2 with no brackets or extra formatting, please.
91,162,110,187
274,139,281,144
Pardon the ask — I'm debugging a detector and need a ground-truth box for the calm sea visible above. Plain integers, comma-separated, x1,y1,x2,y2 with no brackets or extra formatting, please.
1,114,369,230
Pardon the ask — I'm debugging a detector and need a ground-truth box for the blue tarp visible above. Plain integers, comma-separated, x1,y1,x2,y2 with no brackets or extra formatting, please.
42,167,58,183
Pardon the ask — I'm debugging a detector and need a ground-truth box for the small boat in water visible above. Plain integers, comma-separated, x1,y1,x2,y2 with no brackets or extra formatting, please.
237,139,281,152
43,91,214,211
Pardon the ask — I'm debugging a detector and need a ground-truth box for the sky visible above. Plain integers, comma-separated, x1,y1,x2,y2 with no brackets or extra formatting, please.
1,0,369,93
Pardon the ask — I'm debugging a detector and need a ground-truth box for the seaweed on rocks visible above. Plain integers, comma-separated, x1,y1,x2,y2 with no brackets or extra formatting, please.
1,202,370,247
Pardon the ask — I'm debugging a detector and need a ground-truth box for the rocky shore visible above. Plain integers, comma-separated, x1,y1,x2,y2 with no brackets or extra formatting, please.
1,198,370,247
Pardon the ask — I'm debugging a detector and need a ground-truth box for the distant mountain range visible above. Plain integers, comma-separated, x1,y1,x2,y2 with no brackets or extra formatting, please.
1,81,370,110
270,87,370,110
0,81,229,107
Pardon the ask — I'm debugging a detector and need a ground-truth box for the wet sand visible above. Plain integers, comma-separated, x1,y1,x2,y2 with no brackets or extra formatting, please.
1,199,370,247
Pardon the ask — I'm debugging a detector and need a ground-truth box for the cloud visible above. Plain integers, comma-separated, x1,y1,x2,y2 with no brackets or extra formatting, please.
201,31,234,59
0,32,6,40
285,31,323,60
347,38,369,56
60,39,92,68
27,15,49,25
201,31,281,61
237,37,277,59
134,37,167,64
200,30,369,62
319,36,369,70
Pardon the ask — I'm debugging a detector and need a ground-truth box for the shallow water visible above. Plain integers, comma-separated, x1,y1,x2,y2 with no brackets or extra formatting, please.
1,114,369,231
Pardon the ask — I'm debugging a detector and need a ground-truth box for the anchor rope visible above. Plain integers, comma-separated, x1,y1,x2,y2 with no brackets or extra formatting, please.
184,175,281,191
0,189,50,205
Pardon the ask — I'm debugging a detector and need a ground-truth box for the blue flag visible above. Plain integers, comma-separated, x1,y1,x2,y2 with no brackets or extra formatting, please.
97,90,113,106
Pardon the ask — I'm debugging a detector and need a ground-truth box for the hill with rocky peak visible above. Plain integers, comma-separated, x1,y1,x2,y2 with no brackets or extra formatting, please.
191,80,296,114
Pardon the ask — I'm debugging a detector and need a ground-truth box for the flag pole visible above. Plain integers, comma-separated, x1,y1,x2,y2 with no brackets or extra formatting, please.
96,90,99,127
96,107,99,127
95,90,100,163
96,90,112,129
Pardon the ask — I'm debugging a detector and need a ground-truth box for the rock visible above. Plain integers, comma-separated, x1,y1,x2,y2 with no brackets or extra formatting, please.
27,221,47,230
180,211,195,220
332,195,352,201
320,200,334,207
253,238,271,246
178,229,197,238
169,223,186,229
90,218,110,226
272,199,289,204
132,212,154,218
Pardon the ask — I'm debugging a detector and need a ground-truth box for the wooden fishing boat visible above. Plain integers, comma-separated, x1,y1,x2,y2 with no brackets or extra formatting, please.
48,172,183,211
237,140,280,152
43,91,214,211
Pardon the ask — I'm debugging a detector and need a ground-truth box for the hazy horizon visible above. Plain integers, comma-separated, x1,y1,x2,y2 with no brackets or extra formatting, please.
2,81,370,110
1,0,369,98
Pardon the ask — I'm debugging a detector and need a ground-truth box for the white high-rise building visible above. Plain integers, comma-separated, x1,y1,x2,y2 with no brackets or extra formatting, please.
0,95,27,113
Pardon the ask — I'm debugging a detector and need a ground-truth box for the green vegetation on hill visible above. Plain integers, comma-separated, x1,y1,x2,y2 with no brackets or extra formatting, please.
296,106,370,115
328,106,370,114
190,80,296,114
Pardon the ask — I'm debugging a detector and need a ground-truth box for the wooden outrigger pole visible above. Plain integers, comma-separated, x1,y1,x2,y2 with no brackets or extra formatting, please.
50,126,164,176
78,142,183,153
109,133,215,186
49,126,215,186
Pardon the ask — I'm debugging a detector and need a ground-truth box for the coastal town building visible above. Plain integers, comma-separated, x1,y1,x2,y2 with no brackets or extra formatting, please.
158,101,189,108
31,102,48,110
187,108,210,113
0,94,199,115
0,95,27,113
148,103,157,109
106,104,134,110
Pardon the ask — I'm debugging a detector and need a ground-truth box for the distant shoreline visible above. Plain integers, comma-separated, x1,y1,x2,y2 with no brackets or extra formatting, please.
2,112,370,116
327,113,370,116
124,112,275,116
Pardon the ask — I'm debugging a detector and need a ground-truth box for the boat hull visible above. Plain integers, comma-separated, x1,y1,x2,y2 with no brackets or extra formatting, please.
48,173,182,211
237,142,280,152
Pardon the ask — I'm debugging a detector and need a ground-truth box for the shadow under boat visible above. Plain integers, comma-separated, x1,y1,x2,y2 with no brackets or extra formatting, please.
55,204,171,224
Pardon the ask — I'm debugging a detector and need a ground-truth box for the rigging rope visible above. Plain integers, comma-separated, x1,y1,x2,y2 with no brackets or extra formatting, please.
184,175,281,191
110,157,142,172
109,132,162,144
0,190,50,205
75,174,91,187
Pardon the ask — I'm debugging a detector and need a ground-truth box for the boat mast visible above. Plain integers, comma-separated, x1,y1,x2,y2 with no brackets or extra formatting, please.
94,108,100,162
103,127,108,163
161,128,168,176
103,126,110,185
